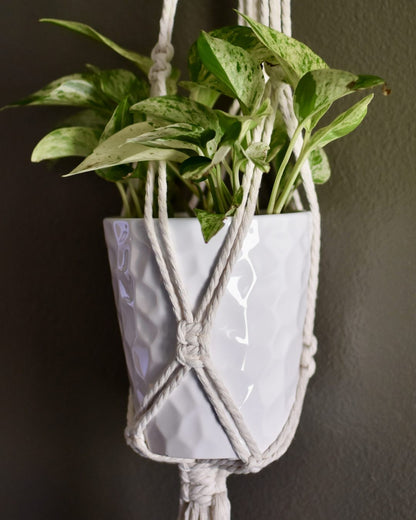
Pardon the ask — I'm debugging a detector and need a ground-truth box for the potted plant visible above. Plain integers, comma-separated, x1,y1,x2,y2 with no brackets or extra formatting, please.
2,9,387,516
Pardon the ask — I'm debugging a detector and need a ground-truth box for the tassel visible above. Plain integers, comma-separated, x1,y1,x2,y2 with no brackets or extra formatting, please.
177,463,231,520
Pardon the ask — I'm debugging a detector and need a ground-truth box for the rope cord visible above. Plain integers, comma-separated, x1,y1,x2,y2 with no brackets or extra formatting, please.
122,0,321,516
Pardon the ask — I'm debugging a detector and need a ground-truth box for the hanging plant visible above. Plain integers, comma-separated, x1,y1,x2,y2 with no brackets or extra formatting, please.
2,7,388,519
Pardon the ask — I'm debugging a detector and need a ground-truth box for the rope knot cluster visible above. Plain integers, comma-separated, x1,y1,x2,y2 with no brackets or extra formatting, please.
180,464,228,508
149,41,174,85
176,320,206,369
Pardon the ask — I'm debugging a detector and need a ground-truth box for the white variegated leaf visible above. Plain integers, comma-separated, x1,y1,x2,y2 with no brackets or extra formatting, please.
31,127,100,162
67,122,189,176
197,31,265,112
240,13,328,86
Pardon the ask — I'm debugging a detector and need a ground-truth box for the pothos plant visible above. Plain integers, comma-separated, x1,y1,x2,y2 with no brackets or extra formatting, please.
4,14,387,242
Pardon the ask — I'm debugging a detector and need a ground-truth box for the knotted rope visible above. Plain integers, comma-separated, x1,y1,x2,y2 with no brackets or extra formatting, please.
178,463,231,520
124,1,321,518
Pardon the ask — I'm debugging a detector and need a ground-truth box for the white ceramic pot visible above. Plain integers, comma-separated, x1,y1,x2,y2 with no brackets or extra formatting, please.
104,213,312,459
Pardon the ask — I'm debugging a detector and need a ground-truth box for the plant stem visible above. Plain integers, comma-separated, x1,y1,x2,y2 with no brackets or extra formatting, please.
266,123,304,214
168,161,200,197
231,148,241,191
208,175,221,213
215,165,227,212
129,181,143,217
116,182,132,217
273,151,308,214
223,159,235,190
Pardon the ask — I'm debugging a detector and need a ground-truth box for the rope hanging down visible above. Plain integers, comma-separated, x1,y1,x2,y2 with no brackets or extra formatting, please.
124,0,321,518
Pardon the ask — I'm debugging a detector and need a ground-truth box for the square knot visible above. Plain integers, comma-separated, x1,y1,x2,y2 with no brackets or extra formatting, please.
179,464,228,508
149,42,174,81
176,320,206,369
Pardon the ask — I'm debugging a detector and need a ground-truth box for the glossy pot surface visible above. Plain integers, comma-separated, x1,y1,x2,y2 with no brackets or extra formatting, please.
104,213,312,459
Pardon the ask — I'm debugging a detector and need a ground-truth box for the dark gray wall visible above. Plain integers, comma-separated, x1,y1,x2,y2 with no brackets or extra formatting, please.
1,1,415,518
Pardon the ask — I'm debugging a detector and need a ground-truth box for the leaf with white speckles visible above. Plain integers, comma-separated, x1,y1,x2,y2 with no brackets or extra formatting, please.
127,123,216,154
5,74,109,110
99,97,133,143
86,66,149,104
194,209,226,243
40,18,152,74
240,13,328,87
294,69,382,123
131,96,221,139
31,127,101,162
197,31,265,112
66,122,189,176
187,25,274,99
309,94,374,151
308,148,331,184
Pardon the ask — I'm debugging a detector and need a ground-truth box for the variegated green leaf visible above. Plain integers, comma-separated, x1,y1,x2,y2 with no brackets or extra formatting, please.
194,208,225,243
215,99,271,143
188,40,235,98
188,25,273,91
240,13,328,87
197,32,265,112
178,81,221,108
131,96,221,136
308,148,331,184
243,142,270,171
180,156,212,180
99,97,133,143
309,94,374,150
208,25,274,63
179,141,233,180
31,126,100,162
87,65,149,103
304,103,332,132
294,69,383,123
67,122,189,176
268,111,289,161
40,18,152,74
128,123,216,153
5,74,109,110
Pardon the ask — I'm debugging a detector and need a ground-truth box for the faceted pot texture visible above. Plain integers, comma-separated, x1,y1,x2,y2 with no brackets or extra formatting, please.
104,213,312,459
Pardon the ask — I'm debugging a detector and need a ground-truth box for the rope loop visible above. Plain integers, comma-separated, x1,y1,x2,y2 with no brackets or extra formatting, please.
176,320,207,369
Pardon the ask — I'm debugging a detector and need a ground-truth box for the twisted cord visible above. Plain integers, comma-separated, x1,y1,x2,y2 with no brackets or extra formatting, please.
148,0,178,96
158,162,194,323
243,0,256,20
259,0,270,25
144,164,183,322
194,125,263,325
237,0,246,25
281,0,292,36
269,0,282,31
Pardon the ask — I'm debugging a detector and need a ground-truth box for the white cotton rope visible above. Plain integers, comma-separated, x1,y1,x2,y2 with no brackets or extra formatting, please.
123,0,321,518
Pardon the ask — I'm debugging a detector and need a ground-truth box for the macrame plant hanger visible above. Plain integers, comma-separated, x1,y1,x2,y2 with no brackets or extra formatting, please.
124,0,321,518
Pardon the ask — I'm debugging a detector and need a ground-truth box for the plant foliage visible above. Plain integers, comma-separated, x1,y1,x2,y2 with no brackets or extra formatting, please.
3,14,387,241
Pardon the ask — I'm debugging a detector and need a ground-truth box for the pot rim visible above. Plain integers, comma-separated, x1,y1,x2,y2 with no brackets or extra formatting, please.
103,211,311,223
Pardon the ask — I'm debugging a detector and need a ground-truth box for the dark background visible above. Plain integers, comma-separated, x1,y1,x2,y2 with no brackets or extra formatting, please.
1,1,415,518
